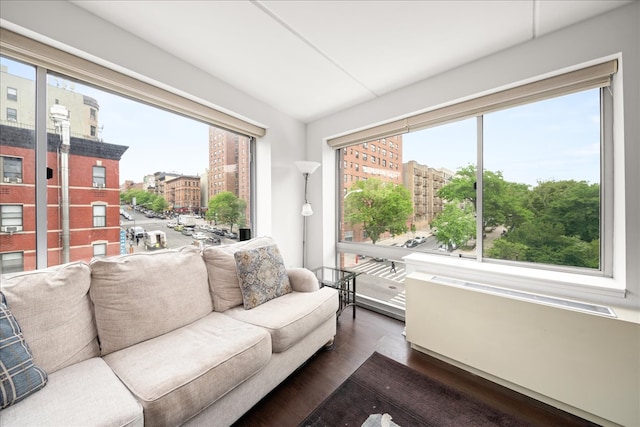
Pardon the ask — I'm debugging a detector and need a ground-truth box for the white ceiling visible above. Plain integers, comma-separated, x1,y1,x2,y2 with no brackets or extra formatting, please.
71,0,631,123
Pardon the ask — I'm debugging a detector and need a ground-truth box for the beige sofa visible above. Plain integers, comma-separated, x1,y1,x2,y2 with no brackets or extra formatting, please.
0,237,338,426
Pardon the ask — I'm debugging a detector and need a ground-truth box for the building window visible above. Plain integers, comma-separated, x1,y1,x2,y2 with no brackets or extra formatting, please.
93,205,106,227
1,156,22,183
0,252,23,274
7,87,17,101
6,108,17,122
0,205,23,232
93,243,107,258
92,165,106,188
90,108,96,120
90,125,96,137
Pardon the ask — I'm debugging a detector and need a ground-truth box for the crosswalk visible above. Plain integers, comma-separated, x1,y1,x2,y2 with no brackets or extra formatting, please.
349,261,406,283
349,260,407,308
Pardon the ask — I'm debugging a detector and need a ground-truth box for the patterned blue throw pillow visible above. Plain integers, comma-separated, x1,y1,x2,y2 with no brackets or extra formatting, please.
0,293,48,410
235,245,292,309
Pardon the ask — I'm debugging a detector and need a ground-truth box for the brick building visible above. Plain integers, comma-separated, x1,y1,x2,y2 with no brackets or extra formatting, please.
0,125,127,272
165,174,201,213
208,127,250,225
339,135,403,242
403,160,455,231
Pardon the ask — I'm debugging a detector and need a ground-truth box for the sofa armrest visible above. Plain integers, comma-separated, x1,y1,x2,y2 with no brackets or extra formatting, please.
287,268,320,292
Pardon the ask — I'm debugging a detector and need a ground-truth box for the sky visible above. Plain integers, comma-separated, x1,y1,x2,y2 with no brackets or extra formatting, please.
3,56,600,188
403,89,601,187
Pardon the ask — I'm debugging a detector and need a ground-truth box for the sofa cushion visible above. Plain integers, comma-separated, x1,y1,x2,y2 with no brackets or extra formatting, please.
0,296,48,409
224,287,339,352
103,312,271,427
90,245,212,355
202,236,276,311
235,244,292,309
0,262,99,373
0,357,143,427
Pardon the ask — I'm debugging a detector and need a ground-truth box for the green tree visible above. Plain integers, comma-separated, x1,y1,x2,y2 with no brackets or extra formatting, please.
430,202,476,250
528,180,599,242
344,178,413,244
151,196,168,213
207,191,246,232
438,165,531,231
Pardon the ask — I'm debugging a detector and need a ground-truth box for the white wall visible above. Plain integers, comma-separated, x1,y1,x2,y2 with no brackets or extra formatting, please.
405,272,640,426
306,2,640,306
0,0,307,267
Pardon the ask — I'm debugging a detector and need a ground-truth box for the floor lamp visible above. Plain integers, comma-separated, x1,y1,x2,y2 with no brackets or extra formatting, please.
294,161,321,268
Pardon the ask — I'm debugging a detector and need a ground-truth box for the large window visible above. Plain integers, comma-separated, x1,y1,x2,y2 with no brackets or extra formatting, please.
1,29,263,272
334,61,616,315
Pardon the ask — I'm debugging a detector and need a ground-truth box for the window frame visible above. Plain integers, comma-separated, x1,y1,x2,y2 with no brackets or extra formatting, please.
92,204,106,228
1,156,23,183
335,59,627,308
0,204,23,232
92,165,106,188
92,242,107,258
6,86,17,101
1,29,260,270
6,107,17,122
0,251,23,274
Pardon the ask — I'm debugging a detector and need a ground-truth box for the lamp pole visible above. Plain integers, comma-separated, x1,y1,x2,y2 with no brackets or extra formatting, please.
294,161,321,268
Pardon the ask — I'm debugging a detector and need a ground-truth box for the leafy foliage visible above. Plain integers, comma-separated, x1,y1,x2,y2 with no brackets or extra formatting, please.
344,178,413,244
430,203,476,251
207,191,246,232
436,165,600,269
120,189,168,213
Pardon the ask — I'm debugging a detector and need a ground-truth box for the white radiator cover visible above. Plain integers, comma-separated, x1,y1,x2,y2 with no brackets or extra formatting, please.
405,272,639,427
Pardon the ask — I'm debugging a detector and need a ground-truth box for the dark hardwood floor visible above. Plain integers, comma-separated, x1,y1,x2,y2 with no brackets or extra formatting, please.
233,307,598,427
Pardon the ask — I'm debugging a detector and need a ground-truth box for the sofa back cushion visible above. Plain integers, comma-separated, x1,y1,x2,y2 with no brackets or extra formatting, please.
0,262,99,374
90,246,212,355
202,236,276,312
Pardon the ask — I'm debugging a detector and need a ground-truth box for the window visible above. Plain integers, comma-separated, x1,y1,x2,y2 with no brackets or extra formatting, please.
93,243,107,258
7,87,17,101
1,156,22,182
93,205,106,227
2,31,261,270
6,107,17,122
332,60,617,315
93,165,106,187
0,252,23,274
1,205,23,232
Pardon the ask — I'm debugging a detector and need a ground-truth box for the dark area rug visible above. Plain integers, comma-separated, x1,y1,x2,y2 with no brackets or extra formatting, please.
299,352,535,427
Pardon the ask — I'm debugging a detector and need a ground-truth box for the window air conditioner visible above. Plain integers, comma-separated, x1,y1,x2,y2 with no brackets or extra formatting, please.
1,226,22,233
3,177,21,183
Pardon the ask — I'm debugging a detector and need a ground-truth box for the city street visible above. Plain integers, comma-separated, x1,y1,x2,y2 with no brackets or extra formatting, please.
120,208,237,253
348,258,407,308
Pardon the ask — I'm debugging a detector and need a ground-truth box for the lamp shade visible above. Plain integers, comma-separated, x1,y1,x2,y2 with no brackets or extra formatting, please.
301,203,313,216
294,161,321,175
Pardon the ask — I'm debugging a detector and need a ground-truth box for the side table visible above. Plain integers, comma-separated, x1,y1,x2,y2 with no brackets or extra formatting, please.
313,266,358,319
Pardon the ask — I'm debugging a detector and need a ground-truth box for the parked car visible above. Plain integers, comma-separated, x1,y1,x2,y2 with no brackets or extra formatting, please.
204,237,221,246
402,239,418,248
414,236,427,244
181,228,193,236
192,232,207,240
167,221,177,228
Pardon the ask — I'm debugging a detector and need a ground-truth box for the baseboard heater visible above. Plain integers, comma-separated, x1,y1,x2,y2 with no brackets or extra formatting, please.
431,276,616,318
